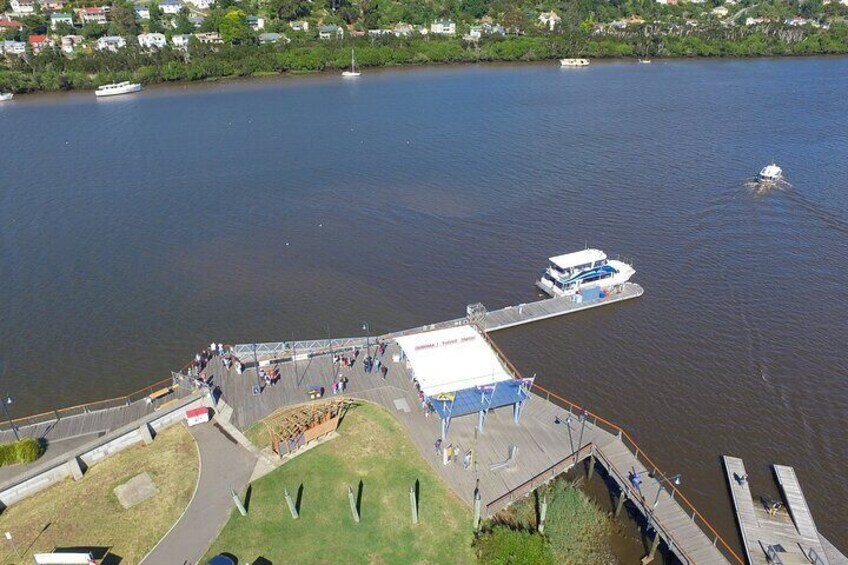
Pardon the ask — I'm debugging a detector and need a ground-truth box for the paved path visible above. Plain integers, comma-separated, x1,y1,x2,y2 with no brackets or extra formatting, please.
140,422,256,565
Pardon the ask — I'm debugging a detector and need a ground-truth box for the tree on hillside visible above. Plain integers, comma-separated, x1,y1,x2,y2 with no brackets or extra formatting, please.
110,0,141,36
267,0,311,20
219,9,251,43
174,9,196,34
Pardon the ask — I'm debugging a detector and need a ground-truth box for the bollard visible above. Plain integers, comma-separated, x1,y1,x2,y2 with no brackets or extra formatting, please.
348,485,360,523
231,489,247,516
473,490,481,532
410,485,419,525
615,491,627,518
538,495,548,534
285,488,299,519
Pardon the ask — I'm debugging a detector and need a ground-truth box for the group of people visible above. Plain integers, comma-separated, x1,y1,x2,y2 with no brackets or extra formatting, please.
191,342,227,374
413,378,436,417
333,342,390,381
259,366,281,386
332,376,349,394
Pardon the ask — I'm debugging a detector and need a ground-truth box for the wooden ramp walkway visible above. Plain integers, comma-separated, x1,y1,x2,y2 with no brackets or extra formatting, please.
480,282,644,332
0,386,192,486
722,456,844,565
216,342,734,564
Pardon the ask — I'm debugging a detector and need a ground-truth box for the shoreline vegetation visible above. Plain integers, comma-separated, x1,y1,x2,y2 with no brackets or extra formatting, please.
3,30,848,95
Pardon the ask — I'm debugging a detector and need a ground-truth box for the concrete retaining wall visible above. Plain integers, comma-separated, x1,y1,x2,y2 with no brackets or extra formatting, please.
0,394,208,510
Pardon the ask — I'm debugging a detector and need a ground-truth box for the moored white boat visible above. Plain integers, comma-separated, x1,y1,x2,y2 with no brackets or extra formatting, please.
0,92,13,101
342,49,361,77
536,249,635,298
638,59,652,64
95,81,143,97
560,58,589,67
759,163,782,183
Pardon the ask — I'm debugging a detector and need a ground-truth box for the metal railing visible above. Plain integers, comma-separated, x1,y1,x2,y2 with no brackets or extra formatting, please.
232,337,377,361
486,442,702,565
479,332,744,565
0,355,198,435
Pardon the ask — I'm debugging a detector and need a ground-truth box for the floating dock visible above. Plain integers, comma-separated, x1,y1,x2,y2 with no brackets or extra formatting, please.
479,282,644,332
722,456,847,564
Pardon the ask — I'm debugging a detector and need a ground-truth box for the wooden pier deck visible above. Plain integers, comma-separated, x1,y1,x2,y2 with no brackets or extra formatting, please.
722,456,844,565
215,342,735,564
480,282,644,332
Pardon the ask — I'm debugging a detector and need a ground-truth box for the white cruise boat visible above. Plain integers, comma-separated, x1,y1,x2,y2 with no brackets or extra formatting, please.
95,81,143,97
342,49,361,77
536,249,635,298
759,163,782,183
0,92,13,101
560,58,589,67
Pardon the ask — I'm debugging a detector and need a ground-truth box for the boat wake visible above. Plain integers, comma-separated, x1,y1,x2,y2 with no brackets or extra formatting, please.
781,190,848,237
744,177,792,195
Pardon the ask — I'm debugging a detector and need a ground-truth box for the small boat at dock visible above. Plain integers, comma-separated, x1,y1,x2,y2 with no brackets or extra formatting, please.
0,92,13,101
95,81,143,97
759,163,783,184
560,58,589,67
536,249,635,298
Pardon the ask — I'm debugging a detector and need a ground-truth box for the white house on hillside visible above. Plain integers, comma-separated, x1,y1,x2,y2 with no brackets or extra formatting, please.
430,19,456,35
60,34,84,53
10,0,35,15
1,40,27,55
50,12,74,29
318,25,343,39
290,20,308,31
184,0,213,8
79,7,109,24
159,0,182,15
96,35,126,51
538,11,561,30
138,32,167,49
134,4,150,19
172,33,192,48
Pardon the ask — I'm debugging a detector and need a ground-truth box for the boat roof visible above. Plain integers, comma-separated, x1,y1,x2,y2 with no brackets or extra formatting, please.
549,248,606,269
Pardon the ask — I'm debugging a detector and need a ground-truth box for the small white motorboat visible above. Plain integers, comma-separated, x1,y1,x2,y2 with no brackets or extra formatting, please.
95,81,143,97
638,59,652,64
0,92,13,101
560,58,589,67
341,49,361,78
759,163,783,183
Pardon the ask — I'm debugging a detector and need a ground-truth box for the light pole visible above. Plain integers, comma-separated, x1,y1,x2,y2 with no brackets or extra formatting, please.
576,410,588,455
252,343,262,395
651,473,682,511
2,395,19,441
362,321,371,357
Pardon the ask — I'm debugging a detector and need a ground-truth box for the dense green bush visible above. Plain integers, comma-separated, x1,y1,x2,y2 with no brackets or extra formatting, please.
474,525,554,565
0,437,44,466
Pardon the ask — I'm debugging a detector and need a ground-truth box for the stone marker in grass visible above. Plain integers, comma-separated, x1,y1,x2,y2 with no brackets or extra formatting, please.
114,472,158,509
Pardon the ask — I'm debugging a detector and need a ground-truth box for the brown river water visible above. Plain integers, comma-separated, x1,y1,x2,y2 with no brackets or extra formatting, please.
1,58,847,553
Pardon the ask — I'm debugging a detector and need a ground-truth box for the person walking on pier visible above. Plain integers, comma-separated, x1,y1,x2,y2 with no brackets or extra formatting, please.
381,365,388,381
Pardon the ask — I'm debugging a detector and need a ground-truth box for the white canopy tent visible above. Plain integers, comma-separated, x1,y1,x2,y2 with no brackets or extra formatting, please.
395,325,513,397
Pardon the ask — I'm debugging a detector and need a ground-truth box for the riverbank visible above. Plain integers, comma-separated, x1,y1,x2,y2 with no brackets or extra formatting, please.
2,30,848,95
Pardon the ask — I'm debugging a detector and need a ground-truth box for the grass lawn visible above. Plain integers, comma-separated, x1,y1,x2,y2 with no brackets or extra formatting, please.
0,424,198,564
205,402,476,564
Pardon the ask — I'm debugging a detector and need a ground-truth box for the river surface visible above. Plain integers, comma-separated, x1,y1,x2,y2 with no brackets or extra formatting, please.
2,58,847,552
